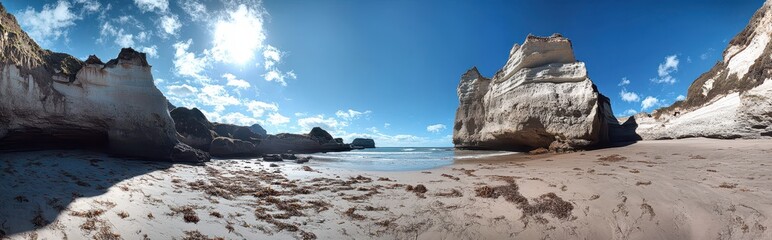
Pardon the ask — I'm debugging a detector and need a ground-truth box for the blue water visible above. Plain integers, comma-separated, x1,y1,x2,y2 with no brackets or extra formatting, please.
305,147,517,171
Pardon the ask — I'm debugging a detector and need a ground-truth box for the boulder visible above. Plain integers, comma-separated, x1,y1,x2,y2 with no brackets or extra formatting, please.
308,127,334,144
209,137,256,157
453,34,607,151
351,138,376,148
170,107,215,151
0,4,207,162
636,1,772,140
213,123,262,142
249,124,267,138
256,127,352,154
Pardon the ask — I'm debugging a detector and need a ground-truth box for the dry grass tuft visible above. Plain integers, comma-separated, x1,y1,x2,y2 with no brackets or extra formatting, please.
300,231,317,240
181,230,223,240
689,155,707,159
93,226,121,240
344,207,366,221
719,182,738,189
70,209,105,218
636,181,652,186
522,192,574,219
170,205,201,223
476,181,573,220
475,186,495,198
14,195,29,203
80,219,98,231
412,184,428,194
441,174,460,181
598,154,627,162
210,211,223,218
116,211,129,219
31,210,47,228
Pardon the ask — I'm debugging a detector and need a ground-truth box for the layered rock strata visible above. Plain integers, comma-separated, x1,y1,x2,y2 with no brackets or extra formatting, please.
636,1,772,139
0,4,207,161
453,34,608,151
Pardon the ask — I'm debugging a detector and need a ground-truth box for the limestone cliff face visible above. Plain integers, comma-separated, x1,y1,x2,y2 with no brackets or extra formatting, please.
453,34,606,151
636,1,772,139
0,4,207,161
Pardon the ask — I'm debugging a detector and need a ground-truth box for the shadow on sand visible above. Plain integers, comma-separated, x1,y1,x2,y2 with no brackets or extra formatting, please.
602,115,643,149
0,150,176,237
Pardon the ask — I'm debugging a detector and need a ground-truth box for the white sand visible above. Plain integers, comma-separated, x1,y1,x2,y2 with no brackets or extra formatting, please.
1,138,771,239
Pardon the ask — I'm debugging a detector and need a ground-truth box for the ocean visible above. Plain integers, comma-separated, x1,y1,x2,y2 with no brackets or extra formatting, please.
305,147,518,171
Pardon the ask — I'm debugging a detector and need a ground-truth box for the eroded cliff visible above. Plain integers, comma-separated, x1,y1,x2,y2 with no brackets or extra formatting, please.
453,34,608,151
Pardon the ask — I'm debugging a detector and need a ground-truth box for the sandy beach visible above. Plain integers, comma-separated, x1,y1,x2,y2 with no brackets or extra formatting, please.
2,138,771,240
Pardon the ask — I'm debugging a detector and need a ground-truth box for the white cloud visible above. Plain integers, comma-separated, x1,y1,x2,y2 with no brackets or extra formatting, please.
166,84,198,97
75,0,101,13
294,112,307,117
267,113,290,125
641,96,662,110
618,77,630,86
18,0,78,46
335,109,371,120
652,55,679,84
138,45,158,58
263,70,296,86
263,45,282,69
619,89,640,102
205,111,260,126
222,73,250,89
427,124,447,133
298,115,344,131
384,123,391,129
618,109,637,117
676,95,686,101
198,84,240,108
244,100,278,118
178,0,209,22
160,14,181,36
114,31,134,47
134,0,168,13
172,39,210,82
98,21,149,49
211,4,266,64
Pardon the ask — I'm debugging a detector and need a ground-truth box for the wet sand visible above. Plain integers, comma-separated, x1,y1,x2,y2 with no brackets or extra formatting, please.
1,138,771,239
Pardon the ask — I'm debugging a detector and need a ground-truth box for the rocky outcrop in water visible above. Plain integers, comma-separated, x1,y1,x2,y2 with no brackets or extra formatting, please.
255,128,353,154
351,138,376,148
169,107,351,157
637,1,772,139
0,4,208,162
453,34,608,151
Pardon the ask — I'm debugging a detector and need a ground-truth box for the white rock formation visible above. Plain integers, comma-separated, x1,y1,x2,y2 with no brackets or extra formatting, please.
453,34,608,151
635,0,772,139
0,4,207,161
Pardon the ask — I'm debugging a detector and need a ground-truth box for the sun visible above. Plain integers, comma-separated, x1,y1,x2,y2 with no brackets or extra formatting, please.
211,4,266,65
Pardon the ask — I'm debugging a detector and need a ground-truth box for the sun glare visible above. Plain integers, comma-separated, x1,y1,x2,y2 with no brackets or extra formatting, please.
212,4,265,65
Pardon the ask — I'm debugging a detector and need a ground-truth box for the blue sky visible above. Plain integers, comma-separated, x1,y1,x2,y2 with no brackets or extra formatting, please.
6,0,765,146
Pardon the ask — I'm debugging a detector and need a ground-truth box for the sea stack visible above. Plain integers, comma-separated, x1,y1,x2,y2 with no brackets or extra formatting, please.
0,5,208,162
635,1,772,139
453,34,609,151
351,138,376,148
